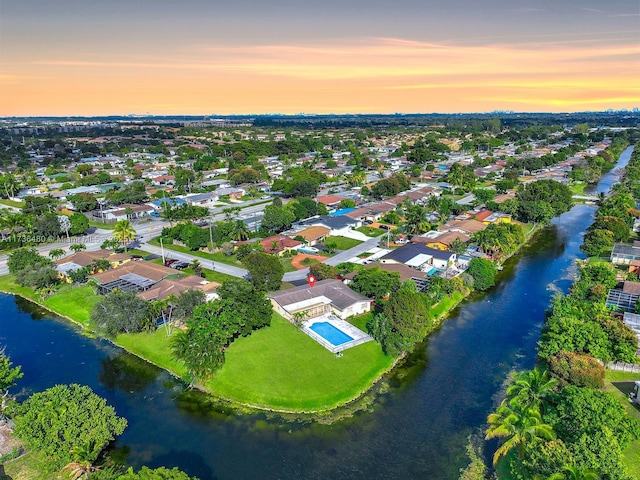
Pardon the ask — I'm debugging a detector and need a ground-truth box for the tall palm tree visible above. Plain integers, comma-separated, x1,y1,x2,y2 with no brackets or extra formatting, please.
113,219,136,253
485,402,555,465
506,366,558,411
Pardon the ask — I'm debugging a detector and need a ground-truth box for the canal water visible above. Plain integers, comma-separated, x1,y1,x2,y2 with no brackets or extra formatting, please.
0,147,632,479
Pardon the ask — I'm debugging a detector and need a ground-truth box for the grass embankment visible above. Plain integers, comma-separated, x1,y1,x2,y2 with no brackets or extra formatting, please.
0,276,98,326
0,199,24,208
0,275,394,412
604,369,640,479
205,313,393,411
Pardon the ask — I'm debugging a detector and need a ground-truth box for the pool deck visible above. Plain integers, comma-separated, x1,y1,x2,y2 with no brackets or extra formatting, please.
302,314,373,353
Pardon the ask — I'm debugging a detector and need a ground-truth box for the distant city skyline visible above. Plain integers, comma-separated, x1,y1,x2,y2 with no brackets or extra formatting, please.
1,0,639,116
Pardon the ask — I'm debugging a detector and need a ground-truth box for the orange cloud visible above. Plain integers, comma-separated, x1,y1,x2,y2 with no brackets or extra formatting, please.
2,36,639,115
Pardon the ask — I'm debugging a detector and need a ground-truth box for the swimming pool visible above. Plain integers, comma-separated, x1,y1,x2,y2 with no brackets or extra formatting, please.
330,207,356,216
309,321,354,346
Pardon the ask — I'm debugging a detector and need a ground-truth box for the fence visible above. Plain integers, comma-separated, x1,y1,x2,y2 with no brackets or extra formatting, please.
607,362,640,374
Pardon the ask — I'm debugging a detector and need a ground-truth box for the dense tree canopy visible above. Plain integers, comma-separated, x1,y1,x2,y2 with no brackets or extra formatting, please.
241,251,284,291
91,290,151,338
350,267,401,299
9,384,127,472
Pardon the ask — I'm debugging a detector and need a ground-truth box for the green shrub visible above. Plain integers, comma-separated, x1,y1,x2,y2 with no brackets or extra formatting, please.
547,351,605,388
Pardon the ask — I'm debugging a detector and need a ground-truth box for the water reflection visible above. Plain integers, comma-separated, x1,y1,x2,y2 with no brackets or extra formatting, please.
99,352,160,394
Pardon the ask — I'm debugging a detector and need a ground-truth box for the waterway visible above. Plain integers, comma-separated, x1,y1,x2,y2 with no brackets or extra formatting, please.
0,146,633,479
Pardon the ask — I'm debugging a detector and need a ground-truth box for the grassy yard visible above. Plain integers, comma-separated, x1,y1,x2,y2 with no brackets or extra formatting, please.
430,292,464,319
568,182,587,195
323,235,363,250
43,285,98,326
148,236,243,267
355,226,385,237
116,328,188,379
604,369,640,480
206,313,393,411
279,257,297,273
1,451,64,480
0,198,24,208
0,276,97,326
88,219,116,230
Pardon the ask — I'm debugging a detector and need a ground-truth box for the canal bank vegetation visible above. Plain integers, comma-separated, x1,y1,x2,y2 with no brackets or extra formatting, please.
486,143,640,480
0,351,196,479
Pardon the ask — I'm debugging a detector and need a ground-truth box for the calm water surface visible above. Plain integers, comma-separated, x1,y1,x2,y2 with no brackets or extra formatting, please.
0,147,632,479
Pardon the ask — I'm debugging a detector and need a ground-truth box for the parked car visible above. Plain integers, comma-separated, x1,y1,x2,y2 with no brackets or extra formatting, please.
364,220,373,225
164,259,178,266
171,262,189,270
379,224,391,230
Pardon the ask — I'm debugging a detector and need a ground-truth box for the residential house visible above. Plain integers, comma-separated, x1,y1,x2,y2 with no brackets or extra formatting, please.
214,186,245,200
99,204,154,223
241,235,302,256
438,219,487,236
137,275,220,302
55,249,132,276
268,279,371,321
412,231,470,251
379,243,457,270
182,192,217,207
294,226,331,246
316,195,345,208
297,215,362,236
91,261,177,295
611,243,640,266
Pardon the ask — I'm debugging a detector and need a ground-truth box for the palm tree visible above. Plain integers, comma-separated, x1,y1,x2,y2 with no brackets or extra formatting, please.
113,219,136,253
485,402,555,465
49,248,66,261
230,220,250,241
124,206,134,220
63,442,97,479
69,243,86,253
506,366,558,411
545,465,600,480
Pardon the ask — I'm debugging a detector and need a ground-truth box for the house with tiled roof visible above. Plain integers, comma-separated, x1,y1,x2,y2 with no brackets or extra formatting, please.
55,249,132,275
137,275,220,302
294,226,331,246
267,279,371,320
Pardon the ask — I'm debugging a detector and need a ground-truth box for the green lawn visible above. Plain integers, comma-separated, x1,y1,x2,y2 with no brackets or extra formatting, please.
148,236,243,267
0,198,24,208
355,226,385,237
0,276,97,326
568,182,587,195
603,369,640,479
88,219,116,230
116,328,188,379
1,451,62,480
430,292,464,319
300,257,320,266
43,284,98,326
323,235,363,250
279,257,297,273
206,313,394,411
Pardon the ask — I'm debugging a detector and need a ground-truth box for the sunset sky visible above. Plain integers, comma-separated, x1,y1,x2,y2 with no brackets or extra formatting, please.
1,0,639,116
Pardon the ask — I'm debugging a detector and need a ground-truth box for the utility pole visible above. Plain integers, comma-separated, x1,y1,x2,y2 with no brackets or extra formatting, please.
160,236,165,264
